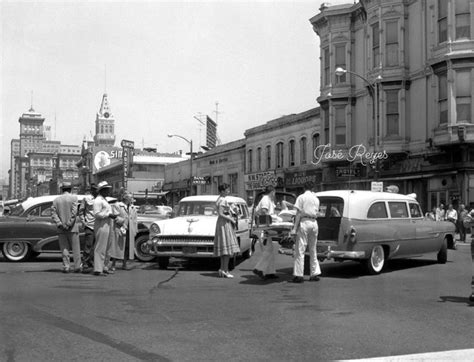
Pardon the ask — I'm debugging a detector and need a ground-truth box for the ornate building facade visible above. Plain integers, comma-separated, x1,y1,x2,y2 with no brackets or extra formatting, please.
311,0,474,210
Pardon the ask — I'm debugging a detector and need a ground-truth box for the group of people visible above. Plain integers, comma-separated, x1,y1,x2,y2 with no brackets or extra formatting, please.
213,181,321,284
51,180,138,276
426,202,474,244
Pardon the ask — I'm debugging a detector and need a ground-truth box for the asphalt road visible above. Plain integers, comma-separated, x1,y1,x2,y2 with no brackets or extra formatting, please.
0,243,473,362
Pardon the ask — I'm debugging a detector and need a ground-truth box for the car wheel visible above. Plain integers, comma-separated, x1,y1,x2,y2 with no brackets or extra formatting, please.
134,234,156,262
365,245,385,275
437,238,448,264
157,257,170,269
2,241,32,262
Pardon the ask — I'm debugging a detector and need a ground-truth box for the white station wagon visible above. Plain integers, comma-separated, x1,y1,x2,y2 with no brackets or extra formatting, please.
145,195,253,269
314,190,456,274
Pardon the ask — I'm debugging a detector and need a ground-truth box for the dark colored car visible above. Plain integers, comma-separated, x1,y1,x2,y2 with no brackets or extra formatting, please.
0,195,153,262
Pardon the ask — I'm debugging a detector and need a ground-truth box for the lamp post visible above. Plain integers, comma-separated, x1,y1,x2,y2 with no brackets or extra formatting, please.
335,67,382,180
168,134,193,196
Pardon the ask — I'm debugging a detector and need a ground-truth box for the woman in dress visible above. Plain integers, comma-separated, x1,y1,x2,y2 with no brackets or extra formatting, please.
213,183,240,278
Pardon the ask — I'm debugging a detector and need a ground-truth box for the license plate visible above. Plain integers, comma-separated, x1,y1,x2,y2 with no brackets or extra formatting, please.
182,246,197,254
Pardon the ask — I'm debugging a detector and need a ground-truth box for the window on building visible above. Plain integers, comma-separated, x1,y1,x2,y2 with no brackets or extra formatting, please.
247,149,253,173
300,137,307,165
438,0,448,43
324,47,330,86
289,140,295,166
385,21,399,66
438,72,448,125
456,0,471,40
372,23,380,68
335,44,346,83
312,133,320,164
324,108,330,144
334,106,346,145
276,142,284,168
266,145,271,170
456,70,472,123
257,147,262,171
229,173,238,195
386,90,400,136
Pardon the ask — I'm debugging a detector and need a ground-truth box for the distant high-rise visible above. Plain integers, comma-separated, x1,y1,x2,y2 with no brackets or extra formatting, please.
94,93,116,146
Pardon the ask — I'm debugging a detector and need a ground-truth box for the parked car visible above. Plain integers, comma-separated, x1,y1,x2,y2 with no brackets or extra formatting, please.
145,195,253,269
313,190,456,274
0,195,152,262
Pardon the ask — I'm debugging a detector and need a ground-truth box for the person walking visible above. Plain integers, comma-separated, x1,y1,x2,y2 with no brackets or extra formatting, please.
79,184,97,272
51,182,81,273
458,204,469,242
290,181,320,283
213,183,240,278
253,185,278,280
93,181,116,276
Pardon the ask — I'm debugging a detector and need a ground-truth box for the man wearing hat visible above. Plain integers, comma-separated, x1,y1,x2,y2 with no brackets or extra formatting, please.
52,182,81,273
93,181,116,276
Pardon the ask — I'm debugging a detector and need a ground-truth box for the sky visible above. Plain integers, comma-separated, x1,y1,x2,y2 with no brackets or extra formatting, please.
1,0,350,181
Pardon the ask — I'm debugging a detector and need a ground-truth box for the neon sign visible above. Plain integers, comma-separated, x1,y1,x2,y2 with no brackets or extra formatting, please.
312,144,388,166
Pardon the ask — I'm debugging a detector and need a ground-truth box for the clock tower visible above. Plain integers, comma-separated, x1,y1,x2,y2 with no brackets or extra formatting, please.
94,93,116,146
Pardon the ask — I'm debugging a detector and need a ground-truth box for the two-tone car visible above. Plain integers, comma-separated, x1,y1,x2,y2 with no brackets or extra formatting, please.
313,190,456,274
0,195,153,262
145,195,253,269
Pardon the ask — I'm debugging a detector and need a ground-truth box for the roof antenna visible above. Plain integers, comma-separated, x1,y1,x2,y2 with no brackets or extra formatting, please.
29,90,34,112
104,64,107,94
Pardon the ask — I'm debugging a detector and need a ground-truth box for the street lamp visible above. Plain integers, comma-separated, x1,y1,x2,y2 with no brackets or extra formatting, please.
168,133,193,196
335,67,382,179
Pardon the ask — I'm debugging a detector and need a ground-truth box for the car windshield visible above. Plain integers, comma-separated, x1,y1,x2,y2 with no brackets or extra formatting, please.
9,204,25,216
177,201,217,216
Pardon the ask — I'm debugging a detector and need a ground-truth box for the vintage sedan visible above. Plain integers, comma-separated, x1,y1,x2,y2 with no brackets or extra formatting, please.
0,195,153,262
145,195,253,269
314,190,456,274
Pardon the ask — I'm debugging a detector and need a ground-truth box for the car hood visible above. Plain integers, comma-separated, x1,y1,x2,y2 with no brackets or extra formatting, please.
154,216,217,236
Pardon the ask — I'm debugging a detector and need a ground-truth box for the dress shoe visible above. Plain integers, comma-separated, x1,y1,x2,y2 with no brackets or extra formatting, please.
264,274,279,280
222,271,234,278
93,271,107,276
62,268,70,274
253,269,264,279
309,276,321,282
290,276,304,283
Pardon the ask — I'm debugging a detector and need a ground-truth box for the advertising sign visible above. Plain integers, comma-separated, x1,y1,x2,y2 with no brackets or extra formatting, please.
284,169,322,187
92,146,123,174
371,181,384,192
244,171,277,190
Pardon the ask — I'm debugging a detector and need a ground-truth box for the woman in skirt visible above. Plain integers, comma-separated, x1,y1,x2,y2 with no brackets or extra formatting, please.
213,183,240,278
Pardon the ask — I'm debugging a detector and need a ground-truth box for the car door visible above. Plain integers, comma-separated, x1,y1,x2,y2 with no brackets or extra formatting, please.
236,203,251,251
387,201,418,257
409,202,441,253
22,202,60,251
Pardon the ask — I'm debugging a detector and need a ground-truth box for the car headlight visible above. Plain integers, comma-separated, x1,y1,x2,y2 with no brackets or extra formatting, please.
150,223,161,234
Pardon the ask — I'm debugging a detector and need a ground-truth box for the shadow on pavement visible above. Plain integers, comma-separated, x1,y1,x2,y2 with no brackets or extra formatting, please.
439,295,474,306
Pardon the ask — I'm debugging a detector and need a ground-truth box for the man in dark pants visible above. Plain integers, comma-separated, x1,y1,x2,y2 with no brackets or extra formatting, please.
79,184,97,273
52,182,81,273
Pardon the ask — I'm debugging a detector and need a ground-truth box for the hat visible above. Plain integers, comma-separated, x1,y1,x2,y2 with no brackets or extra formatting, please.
97,181,112,191
106,196,118,203
60,182,72,190
385,185,399,193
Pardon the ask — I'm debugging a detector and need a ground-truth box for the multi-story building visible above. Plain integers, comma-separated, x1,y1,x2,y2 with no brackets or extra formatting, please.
244,108,322,200
311,0,474,210
9,107,81,198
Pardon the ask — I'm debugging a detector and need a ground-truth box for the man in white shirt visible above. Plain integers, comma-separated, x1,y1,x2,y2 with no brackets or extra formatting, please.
290,181,320,283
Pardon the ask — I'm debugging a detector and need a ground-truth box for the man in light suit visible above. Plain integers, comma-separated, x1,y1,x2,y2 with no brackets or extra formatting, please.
52,182,81,273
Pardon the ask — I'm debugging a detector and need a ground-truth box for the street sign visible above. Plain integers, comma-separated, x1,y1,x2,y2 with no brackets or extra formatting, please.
121,139,135,148
371,181,384,192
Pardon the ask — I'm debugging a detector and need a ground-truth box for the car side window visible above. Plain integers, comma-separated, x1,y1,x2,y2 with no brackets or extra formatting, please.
409,203,422,218
40,205,53,217
367,202,388,219
388,202,409,218
27,206,41,217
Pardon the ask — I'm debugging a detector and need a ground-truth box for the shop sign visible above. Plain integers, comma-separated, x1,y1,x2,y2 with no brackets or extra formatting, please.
371,181,384,192
284,169,322,187
92,146,123,173
245,171,277,190
192,176,211,185
336,167,360,178
313,144,388,166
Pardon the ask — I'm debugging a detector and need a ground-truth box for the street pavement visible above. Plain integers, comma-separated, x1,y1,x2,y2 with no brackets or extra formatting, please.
0,241,473,361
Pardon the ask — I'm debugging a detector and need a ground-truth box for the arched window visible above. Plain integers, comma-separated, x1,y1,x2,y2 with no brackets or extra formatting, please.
312,133,320,163
276,142,284,168
300,137,307,165
257,147,262,171
289,140,295,166
266,145,271,170
247,149,253,173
